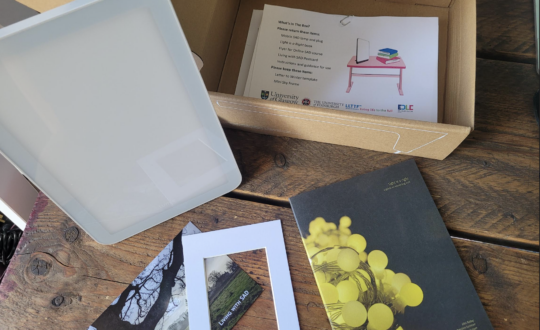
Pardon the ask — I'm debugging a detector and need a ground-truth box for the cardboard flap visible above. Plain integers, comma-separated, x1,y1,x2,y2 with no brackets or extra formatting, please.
444,0,476,128
210,92,470,160
376,0,452,8
16,0,69,13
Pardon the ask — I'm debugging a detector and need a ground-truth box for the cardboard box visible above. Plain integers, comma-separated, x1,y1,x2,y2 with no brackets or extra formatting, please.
17,0,476,160
0,0,38,28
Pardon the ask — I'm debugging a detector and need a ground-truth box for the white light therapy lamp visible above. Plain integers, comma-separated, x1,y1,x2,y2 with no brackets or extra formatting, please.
0,0,242,244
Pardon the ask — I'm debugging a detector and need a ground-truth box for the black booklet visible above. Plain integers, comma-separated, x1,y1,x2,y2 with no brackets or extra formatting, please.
290,159,493,330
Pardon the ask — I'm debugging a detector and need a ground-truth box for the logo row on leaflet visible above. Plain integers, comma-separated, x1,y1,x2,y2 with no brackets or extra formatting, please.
262,90,413,113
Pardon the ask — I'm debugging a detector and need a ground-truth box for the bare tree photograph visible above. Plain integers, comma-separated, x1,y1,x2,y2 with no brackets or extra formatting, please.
88,222,262,330
88,223,199,330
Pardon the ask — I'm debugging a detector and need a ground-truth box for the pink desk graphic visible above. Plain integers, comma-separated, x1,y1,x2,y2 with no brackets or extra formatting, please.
346,56,407,95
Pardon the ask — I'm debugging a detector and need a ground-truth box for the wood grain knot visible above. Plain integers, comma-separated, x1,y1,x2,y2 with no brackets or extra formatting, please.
64,227,80,243
51,295,64,307
472,254,488,274
504,212,518,223
274,153,287,168
30,258,51,277
306,301,321,312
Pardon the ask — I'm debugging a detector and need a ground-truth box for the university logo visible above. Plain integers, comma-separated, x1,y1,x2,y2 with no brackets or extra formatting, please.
302,98,311,106
261,90,270,100
345,104,361,110
398,104,414,111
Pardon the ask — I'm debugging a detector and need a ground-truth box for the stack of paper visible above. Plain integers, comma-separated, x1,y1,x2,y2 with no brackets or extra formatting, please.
237,5,440,123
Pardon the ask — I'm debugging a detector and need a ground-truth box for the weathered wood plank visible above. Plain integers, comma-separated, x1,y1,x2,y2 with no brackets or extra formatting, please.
475,60,539,139
0,194,537,329
226,132,538,247
477,0,537,63
455,239,539,330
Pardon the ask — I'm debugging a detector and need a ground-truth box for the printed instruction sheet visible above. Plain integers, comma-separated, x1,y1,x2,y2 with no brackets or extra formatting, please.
243,5,439,123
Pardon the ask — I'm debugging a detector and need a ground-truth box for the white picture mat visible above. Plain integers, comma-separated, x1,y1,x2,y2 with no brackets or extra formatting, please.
183,220,300,330
0,0,241,244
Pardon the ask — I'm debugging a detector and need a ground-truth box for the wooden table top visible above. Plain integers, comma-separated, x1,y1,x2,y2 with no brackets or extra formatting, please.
347,56,406,69
0,0,538,329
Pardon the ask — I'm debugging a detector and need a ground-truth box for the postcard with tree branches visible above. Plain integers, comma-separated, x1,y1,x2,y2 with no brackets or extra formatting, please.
88,222,262,330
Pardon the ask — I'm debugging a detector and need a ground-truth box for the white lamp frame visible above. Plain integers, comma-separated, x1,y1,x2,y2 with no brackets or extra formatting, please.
0,0,241,244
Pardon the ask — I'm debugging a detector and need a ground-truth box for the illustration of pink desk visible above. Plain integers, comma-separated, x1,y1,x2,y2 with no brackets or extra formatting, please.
346,56,406,95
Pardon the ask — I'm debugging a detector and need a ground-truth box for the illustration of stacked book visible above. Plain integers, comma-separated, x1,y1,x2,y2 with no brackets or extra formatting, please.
377,48,401,64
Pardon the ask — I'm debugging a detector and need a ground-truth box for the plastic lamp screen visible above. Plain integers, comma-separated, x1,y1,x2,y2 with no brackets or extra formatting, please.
0,0,240,243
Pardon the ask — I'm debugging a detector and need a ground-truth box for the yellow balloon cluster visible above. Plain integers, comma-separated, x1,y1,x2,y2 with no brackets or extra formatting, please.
303,216,424,330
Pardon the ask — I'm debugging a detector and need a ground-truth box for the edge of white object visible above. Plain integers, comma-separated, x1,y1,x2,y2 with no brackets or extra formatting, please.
0,0,241,244
0,153,38,229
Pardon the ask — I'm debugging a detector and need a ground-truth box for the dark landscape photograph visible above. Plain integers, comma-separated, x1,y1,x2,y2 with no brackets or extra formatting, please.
205,255,263,330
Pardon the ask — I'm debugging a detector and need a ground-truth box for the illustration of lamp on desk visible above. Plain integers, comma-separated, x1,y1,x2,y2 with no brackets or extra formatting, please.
347,41,406,96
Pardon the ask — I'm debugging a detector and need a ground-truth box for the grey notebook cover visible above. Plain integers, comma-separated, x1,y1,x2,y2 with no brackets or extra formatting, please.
290,159,493,330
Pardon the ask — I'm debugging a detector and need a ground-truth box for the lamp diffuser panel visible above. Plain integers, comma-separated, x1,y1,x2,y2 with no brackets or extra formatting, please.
0,0,241,244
